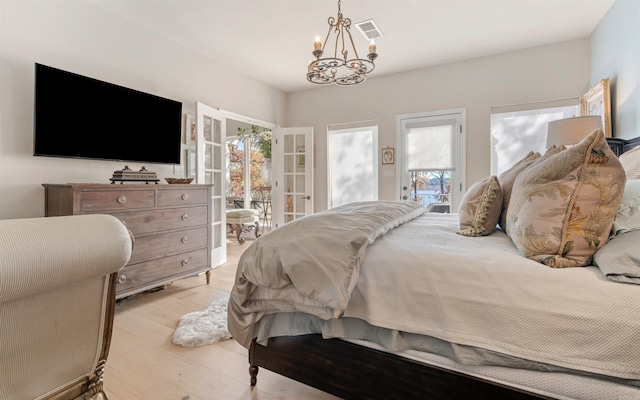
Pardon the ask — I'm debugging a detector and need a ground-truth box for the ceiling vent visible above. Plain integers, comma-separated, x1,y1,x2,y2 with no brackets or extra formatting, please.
355,19,384,40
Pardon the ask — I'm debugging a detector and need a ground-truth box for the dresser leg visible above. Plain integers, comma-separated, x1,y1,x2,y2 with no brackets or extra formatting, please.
205,270,211,284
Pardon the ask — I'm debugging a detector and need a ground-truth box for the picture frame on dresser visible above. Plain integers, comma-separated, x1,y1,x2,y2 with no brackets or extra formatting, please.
580,77,612,137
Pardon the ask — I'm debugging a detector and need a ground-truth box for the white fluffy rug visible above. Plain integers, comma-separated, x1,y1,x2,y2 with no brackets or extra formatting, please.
172,296,232,347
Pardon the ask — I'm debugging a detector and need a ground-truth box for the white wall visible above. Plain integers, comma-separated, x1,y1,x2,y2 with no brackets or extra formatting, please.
287,39,591,212
0,1,286,219
589,0,639,140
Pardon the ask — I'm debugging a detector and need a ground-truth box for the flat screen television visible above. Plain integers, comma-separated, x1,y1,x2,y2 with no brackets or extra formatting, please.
34,63,182,165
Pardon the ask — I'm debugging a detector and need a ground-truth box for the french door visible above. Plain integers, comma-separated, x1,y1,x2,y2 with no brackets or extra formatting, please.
195,102,226,267
397,109,465,213
271,127,314,228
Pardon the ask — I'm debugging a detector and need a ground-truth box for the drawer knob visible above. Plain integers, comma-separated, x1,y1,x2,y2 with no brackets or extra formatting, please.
117,195,127,204
181,259,189,266
117,275,127,284
181,213,189,221
181,236,189,243
181,193,189,200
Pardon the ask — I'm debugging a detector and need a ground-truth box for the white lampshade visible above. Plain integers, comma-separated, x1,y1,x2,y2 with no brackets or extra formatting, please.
546,116,603,147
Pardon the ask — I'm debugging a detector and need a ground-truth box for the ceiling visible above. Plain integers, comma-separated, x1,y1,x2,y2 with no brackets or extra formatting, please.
89,0,615,93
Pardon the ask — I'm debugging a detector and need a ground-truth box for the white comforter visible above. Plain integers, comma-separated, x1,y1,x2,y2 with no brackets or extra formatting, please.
228,205,640,381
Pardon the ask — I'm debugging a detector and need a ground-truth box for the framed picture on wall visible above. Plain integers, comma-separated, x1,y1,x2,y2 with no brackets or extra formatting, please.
580,77,612,137
185,114,196,145
382,147,395,165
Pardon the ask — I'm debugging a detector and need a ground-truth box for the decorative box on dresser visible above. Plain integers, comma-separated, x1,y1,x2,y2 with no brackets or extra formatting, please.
42,183,212,299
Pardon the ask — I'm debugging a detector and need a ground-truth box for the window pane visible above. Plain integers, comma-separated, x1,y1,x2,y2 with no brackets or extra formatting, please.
328,127,378,208
491,105,578,175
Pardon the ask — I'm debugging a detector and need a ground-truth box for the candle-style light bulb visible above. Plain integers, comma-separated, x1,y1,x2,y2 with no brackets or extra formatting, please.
369,39,377,54
314,36,322,51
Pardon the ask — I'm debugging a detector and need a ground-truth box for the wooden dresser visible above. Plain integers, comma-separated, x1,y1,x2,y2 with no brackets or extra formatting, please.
42,183,212,299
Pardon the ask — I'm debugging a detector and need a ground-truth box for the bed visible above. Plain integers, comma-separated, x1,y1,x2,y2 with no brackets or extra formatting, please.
228,131,640,400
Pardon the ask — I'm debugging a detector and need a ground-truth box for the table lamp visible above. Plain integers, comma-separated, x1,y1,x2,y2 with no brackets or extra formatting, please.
546,116,603,147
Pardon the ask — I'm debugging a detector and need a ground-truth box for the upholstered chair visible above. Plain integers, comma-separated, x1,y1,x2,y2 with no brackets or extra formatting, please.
0,214,132,400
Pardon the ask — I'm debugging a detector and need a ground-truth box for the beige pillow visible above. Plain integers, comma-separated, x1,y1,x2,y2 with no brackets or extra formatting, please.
458,176,503,237
498,146,568,234
619,145,640,179
498,151,540,233
506,129,625,268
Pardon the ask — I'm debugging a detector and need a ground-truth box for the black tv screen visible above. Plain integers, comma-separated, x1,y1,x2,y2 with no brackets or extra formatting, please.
34,63,182,165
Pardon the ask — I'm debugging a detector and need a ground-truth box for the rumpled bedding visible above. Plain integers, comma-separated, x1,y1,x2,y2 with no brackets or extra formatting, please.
228,200,425,347
228,205,640,381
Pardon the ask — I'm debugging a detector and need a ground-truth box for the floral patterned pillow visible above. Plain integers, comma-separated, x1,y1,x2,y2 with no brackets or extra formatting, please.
506,129,626,267
458,176,503,237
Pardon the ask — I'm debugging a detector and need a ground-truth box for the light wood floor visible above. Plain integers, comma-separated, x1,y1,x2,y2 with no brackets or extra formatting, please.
105,238,340,400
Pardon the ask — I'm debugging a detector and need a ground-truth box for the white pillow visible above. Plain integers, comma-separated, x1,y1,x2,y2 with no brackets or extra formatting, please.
619,146,640,179
612,179,640,236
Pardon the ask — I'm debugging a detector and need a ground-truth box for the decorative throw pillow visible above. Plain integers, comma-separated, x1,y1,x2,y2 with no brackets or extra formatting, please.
458,176,503,237
594,230,640,285
497,151,540,232
612,179,640,237
506,129,625,268
619,145,640,179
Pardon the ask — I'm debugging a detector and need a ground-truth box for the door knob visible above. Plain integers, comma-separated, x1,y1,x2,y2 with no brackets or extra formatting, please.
302,195,311,200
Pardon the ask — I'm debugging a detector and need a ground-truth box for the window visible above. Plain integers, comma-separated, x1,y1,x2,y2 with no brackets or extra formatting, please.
491,99,579,175
327,124,378,208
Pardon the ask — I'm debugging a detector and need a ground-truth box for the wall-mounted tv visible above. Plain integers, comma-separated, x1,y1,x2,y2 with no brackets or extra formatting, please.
34,63,182,165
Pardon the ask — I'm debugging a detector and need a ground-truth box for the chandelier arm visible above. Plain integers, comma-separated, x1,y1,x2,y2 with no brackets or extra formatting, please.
322,22,333,55
345,26,359,60
334,27,342,60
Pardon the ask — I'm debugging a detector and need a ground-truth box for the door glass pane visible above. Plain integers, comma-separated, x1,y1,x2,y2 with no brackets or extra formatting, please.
285,175,294,192
205,171,212,184
284,135,294,153
285,154,294,173
205,144,213,169
227,138,244,208
213,119,221,143
213,144,222,170
214,172,222,197
204,117,212,141
296,174,305,193
411,171,451,212
406,122,455,171
285,194,293,213
213,198,222,223
296,198,305,213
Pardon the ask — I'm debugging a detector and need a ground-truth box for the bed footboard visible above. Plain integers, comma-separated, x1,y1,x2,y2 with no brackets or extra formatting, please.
249,334,549,400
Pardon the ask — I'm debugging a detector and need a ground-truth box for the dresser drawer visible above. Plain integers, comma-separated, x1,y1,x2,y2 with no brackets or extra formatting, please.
113,206,209,234
80,189,155,212
129,226,208,264
157,188,209,207
116,248,209,294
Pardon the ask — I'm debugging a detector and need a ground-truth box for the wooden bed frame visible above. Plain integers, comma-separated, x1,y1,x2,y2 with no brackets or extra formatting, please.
246,136,640,400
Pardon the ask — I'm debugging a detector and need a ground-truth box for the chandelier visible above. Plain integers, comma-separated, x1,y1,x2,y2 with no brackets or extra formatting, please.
306,0,378,86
